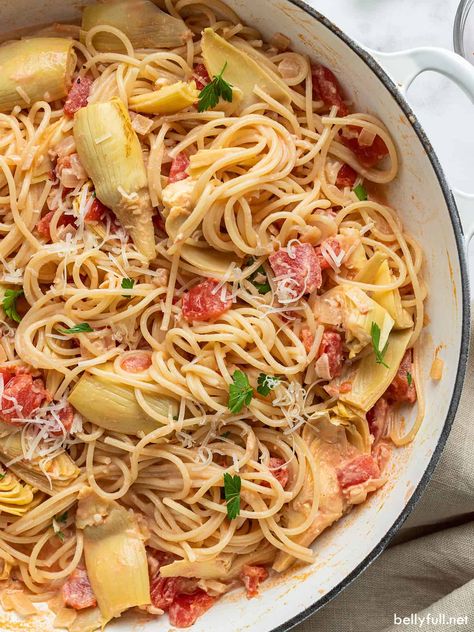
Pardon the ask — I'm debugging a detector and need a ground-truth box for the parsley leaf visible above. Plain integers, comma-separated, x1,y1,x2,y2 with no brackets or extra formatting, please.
370,321,389,368
2,289,24,323
228,370,253,413
257,373,281,396
246,258,271,295
407,371,413,387
353,183,368,201
223,472,241,520
0,473,4,480
56,530,65,542
55,511,68,523
221,431,231,438
198,62,233,112
59,323,94,334
121,277,135,297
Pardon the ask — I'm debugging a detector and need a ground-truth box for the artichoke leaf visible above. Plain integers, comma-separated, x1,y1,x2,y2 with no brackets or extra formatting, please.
372,259,413,329
129,81,198,115
354,252,387,283
160,557,231,580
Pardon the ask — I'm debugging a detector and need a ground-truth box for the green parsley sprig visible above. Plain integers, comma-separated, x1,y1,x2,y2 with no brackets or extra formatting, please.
121,277,135,297
370,321,389,368
223,472,241,520
198,62,233,112
59,323,94,335
2,289,24,323
246,258,271,295
407,371,413,387
353,183,368,201
257,373,281,396
228,370,253,413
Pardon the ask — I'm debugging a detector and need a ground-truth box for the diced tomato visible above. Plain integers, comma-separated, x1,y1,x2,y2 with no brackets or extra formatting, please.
168,590,216,628
311,64,348,116
0,374,49,425
300,326,314,353
153,211,167,234
168,153,190,183
340,125,389,169
386,349,416,404
37,210,76,241
64,76,93,117
151,576,190,611
120,352,152,373
62,567,97,610
239,565,269,599
0,367,14,385
269,242,322,298
372,442,391,473
318,331,344,378
335,163,357,188
314,237,342,271
193,64,211,90
47,403,75,436
268,457,289,489
182,279,232,323
337,454,380,489
367,397,389,443
85,198,113,223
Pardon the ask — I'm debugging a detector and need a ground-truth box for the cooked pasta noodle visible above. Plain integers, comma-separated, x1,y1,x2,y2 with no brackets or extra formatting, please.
0,0,426,628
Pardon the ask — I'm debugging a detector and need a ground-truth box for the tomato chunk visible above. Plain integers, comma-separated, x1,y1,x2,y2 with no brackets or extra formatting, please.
239,565,269,598
168,590,216,628
337,454,380,489
64,76,93,117
311,64,348,116
318,331,344,378
315,237,342,271
335,163,357,188
300,326,314,353
268,457,289,489
62,567,97,610
182,279,232,322
340,126,389,169
85,198,113,223
193,64,211,90
386,349,416,404
367,397,389,443
168,153,190,183
0,374,49,425
37,210,76,241
269,242,322,300
120,352,152,373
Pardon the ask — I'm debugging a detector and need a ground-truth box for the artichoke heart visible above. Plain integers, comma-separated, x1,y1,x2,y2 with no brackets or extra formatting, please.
372,259,413,329
74,98,155,260
68,368,178,435
160,557,231,580
201,28,290,109
76,487,150,622
0,469,36,516
129,81,198,115
0,38,75,112
339,328,413,412
81,0,191,52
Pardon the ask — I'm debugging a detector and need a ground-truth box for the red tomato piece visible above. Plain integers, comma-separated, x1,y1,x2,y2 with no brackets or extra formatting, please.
151,576,186,611
335,163,357,188
268,457,289,489
153,211,167,234
239,565,269,599
367,397,390,443
147,548,177,578
182,279,232,323
193,64,211,90
47,403,75,436
0,374,49,425
318,331,344,378
337,454,380,489
120,352,152,373
168,590,216,628
311,64,348,116
0,367,14,385
62,567,97,610
386,349,416,404
269,242,322,298
64,76,93,117
340,126,389,168
168,153,190,183
314,237,342,271
300,326,314,353
37,211,76,241
85,198,113,223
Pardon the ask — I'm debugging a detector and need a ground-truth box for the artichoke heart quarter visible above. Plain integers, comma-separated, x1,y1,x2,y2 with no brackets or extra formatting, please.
73,98,156,260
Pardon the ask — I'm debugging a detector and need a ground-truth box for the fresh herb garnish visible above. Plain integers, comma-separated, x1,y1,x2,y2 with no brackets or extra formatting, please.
257,373,281,396
59,323,94,334
407,371,413,387
52,514,67,542
121,277,135,297
55,511,68,523
228,370,253,413
221,431,231,438
246,258,271,295
0,473,5,480
370,321,389,368
223,472,241,520
2,289,24,323
198,62,233,112
353,183,368,201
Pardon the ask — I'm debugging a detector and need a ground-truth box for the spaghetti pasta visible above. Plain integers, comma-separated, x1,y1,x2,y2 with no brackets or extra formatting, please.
0,1,426,628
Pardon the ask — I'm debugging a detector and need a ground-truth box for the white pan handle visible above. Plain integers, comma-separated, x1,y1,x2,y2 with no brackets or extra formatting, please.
370,47,474,245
